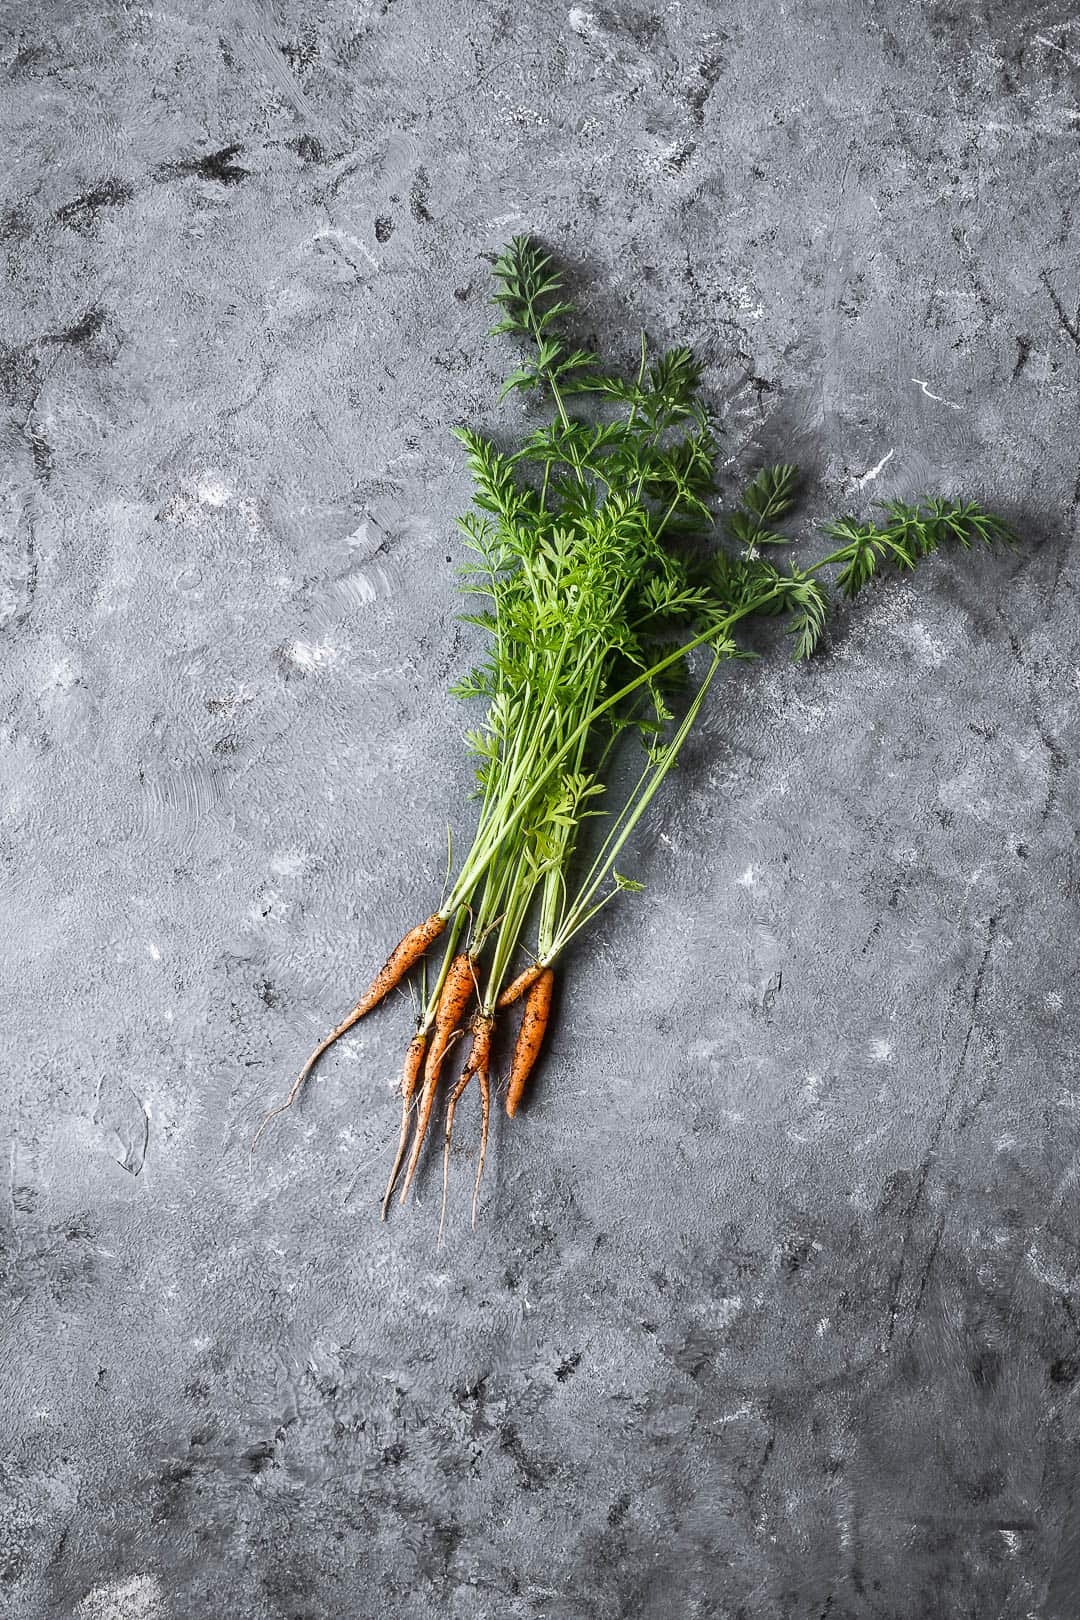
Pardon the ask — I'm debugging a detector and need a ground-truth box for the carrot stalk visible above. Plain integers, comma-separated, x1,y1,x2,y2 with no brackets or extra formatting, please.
380,1030,428,1219
399,954,476,1202
252,912,445,1152
506,967,554,1118
496,961,546,1009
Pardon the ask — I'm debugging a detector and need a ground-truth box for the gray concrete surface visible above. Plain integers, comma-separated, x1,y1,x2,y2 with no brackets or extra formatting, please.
2,2,1079,1616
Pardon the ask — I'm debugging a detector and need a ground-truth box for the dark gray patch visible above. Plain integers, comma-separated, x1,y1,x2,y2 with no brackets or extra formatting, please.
281,31,319,72
0,203,34,241
1040,271,1080,350
409,168,433,223
686,43,727,126
42,308,106,347
8,43,52,80
155,144,250,186
53,178,133,228
1012,333,1032,378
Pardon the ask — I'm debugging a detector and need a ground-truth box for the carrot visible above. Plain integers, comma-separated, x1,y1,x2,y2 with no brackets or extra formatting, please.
380,1030,428,1220
399,953,476,1201
496,961,546,1009
421,955,477,1093
350,911,446,1019
461,1012,494,1088
506,967,554,1118
401,1029,429,1100
473,1066,491,1227
252,911,445,1152
438,1013,493,1243
439,1068,474,1245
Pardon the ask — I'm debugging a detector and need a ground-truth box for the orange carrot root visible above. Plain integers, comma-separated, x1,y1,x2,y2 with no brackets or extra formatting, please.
399,954,476,1203
420,956,478,1091
496,961,546,1009
381,1030,428,1220
472,1066,491,1228
506,967,554,1118
437,1013,494,1242
353,911,446,1019
401,1029,429,1102
439,1067,474,1246
252,912,444,1154
251,1044,324,1154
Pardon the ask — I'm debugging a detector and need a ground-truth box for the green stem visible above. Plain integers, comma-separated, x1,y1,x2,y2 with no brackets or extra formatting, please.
548,648,725,957
419,905,470,1029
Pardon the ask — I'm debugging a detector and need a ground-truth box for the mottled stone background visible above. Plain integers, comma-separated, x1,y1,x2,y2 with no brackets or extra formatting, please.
2,2,1078,1616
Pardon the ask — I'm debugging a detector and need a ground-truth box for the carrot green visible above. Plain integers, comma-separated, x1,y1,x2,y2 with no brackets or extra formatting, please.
258,236,1014,1227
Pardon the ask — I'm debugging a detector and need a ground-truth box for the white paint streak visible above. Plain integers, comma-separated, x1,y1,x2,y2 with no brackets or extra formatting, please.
287,639,337,672
344,519,373,549
853,447,895,489
732,285,764,320
714,1402,756,1424
905,619,948,668
270,849,309,878
305,227,378,272
76,1574,165,1620
196,476,231,507
48,657,80,692
911,377,962,411
802,1072,823,1104
568,6,599,37
1025,1243,1073,1294
1035,33,1080,67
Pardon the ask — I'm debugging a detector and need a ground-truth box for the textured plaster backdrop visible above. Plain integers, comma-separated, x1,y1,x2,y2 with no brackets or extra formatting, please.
2,2,1079,1617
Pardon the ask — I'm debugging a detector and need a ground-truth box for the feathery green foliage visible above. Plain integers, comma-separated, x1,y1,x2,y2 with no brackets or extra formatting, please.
268,236,1018,1220
421,237,1014,1005
823,499,1014,598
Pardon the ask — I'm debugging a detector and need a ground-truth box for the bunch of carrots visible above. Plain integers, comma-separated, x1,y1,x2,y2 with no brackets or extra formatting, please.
257,237,1012,1230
